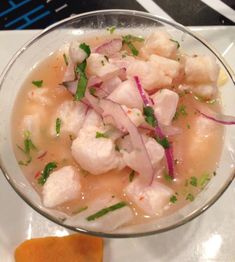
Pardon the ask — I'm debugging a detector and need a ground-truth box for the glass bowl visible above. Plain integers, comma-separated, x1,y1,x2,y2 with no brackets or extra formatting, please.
0,9,235,238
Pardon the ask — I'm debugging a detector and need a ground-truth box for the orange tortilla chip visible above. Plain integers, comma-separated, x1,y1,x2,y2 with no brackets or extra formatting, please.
15,234,103,262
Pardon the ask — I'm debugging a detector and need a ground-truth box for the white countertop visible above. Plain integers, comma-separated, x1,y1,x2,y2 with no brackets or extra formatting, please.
0,27,235,262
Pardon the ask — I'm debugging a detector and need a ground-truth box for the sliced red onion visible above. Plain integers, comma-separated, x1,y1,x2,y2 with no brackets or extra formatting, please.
87,76,102,88
84,88,103,115
134,76,153,106
197,109,235,125
99,99,154,185
134,75,175,178
95,38,122,56
63,61,75,82
62,80,78,95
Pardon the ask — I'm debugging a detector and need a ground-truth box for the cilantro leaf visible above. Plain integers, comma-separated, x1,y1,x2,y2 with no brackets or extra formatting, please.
189,176,198,187
106,26,116,34
95,132,109,138
86,201,127,221
75,60,88,101
63,53,68,66
198,173,211,188
143,106,156,127
156,137,170,149
170,195,177,203
32,80,43,88
38,162,57,185
170,39,180,49
186,193,195,202
79,43,91,57
122,34,144,56
56,118,62,136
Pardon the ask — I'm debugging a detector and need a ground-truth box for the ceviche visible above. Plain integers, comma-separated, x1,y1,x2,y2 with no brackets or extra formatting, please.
12,28,227,231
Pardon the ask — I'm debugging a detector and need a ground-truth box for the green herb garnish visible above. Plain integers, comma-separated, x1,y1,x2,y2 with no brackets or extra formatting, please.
18,156,32,166
189,176,198,187
56,118,62,136
86,201,127,221
143,106,156,127
186,193,195,202
63,53,68,66
170,39,180,49
122,34,144,56
198,173,211,188
32,80,43,88
106,26,116,34
164,172,173,182
95,131,109,139
75,60,88,101
173,105,187,120
129,170,135,182
170,195,177,203
89,87,97,96
156,137,170,149
79,43,91,57
38,162,57,185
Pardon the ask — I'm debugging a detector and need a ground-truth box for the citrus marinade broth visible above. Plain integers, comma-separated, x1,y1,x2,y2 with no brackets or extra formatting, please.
12,34,223,225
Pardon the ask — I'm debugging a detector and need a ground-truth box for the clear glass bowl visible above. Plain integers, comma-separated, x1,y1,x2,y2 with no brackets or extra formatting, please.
0,10,235,238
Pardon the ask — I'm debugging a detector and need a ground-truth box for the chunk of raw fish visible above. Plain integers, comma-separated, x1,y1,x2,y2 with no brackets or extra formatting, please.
184,55,219,84
42,166,81,208
50,100,87,137
125,177,173,215
151,89,179,126
140,30,178,59
69,39,88,64
87,53,120,80
71,126,124,175
108,79,143,109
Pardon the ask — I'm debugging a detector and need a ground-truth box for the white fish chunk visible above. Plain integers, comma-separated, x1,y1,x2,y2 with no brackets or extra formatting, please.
42,166,81,208
121,134,164,170
108,79,143,109
149,54,181,79
87,53,119,80
71,126,124,175
125,177,173,215
126,60,172,90
51,100,87,137
65,195,133,232
122,105,145,127
152,89,179,126
193,84,217,100
82,109,103,129
69,39,88,64
141,30,178,59
184,55,219,84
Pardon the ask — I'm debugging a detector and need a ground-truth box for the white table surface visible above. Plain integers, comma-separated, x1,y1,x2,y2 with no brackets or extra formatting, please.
0,27,235,262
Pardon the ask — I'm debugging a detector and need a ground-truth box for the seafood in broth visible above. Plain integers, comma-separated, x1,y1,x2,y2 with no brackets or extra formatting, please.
12,28,226,231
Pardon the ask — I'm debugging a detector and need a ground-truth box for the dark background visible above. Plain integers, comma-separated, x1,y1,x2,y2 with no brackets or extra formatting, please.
0,0,234,30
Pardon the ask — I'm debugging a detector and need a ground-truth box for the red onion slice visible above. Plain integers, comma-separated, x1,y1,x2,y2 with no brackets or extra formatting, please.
99,99,154,185
62,80,78,95
84,88,103,115
95,38,122,56
134,76,153,106
134,75,175,178
197,109,235,125
87,76,102,88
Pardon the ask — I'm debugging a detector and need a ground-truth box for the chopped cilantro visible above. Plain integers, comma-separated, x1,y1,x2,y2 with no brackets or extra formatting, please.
63,53,68,66
198,173,211,188
18,156,32,166
189,176,198,187
55,118,62,136
122,34,144,56
75,60,88,101
156,137,170,149
143,106,156,127
32,80,43,88
186,193,195,202
164,172,173,182
95,131,109,138
129,170,135,182
86,201,127,221
170,39,180,49
38,162,57,185
170,195,177,203
79,43,91,57
89,87,96,96
173,105,187,120
106,26,116,34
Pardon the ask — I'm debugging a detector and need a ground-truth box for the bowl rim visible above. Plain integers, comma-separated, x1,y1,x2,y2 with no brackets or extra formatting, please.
0,9,235,238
